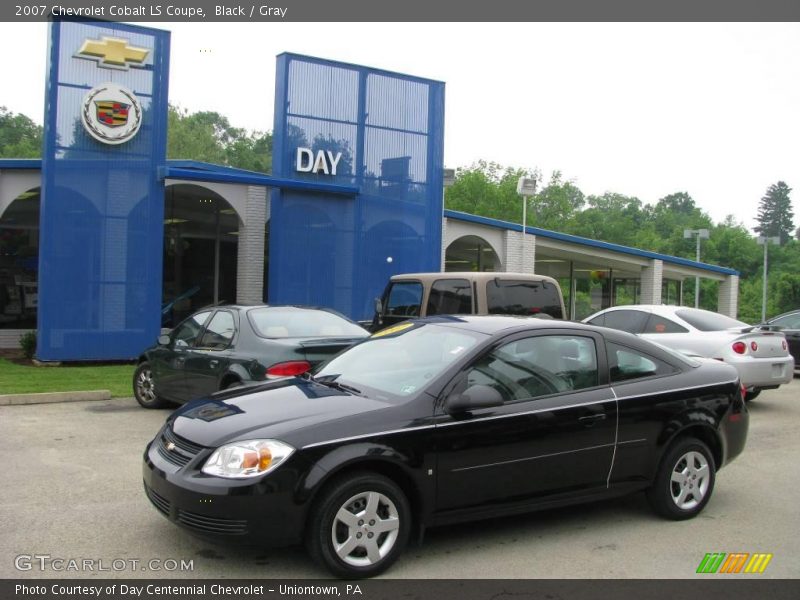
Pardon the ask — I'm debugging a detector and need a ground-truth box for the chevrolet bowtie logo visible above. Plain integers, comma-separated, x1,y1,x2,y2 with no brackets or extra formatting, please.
75,36,150,71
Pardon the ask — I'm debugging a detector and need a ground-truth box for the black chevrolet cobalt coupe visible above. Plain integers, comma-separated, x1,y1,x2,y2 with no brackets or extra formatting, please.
143,316,749,578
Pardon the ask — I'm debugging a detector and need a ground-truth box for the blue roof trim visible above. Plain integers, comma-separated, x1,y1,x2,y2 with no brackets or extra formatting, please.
444,209,739,276
164,160,268,176
0,159,42,169
0,159,359,196
163,166,359,196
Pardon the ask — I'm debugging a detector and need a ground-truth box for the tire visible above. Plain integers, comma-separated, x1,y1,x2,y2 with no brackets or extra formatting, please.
306,472,411,579
646,437,716,520
222,379,243,390
133,361,168,409
744,389,761,402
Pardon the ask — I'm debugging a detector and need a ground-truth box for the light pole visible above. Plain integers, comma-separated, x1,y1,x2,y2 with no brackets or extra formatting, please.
442,168,455,270
683,228,710,308
516,177,537,273
757,236,780,322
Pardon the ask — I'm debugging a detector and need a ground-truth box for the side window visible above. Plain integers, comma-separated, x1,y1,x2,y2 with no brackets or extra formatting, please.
607,342,676,383
465,335,598,403
486,279,563,319
197,311,236,350
172,311,212,347
426,278,473,316
642,314,688,334
385,282,423,317
771,314,800,329
588,309,649,334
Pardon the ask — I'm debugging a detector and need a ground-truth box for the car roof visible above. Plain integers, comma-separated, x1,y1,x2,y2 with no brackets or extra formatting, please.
413,314,601,335
769,309,800,321
198,304,339,313
589,304,710,317
390,272,559,285
194,304,356,321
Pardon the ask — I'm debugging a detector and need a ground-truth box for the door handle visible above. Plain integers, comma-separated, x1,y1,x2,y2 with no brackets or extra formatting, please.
209,360,219,368
578,414,606,426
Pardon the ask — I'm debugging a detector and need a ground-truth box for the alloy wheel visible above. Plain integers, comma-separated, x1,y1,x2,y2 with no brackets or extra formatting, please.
331,491,401,567
136,367,156,403
669,450,710,510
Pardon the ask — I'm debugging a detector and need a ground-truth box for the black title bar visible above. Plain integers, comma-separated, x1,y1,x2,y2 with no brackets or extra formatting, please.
3,0,800,22
4,579,800,600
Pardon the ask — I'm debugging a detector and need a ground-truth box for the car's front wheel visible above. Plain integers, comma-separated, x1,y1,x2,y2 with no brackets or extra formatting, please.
306,472,410,578
133,361,167,409
646,437,716,520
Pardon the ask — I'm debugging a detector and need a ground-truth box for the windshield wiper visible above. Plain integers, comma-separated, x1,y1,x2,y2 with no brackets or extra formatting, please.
309,373,362,396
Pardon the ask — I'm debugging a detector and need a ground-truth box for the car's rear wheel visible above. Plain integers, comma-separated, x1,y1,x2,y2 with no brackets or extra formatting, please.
306,472,410,578
647,437,715,520
133,361,167,409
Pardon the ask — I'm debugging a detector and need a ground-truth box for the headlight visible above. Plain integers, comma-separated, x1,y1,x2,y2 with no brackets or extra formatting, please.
201,439,294,479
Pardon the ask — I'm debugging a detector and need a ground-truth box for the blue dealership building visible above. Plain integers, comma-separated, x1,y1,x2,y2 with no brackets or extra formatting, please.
0,21,739,360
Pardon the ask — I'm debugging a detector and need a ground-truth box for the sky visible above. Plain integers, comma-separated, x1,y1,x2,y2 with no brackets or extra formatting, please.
1,21,799,230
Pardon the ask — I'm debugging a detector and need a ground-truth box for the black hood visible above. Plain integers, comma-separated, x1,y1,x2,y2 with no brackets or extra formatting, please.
170,378,393,448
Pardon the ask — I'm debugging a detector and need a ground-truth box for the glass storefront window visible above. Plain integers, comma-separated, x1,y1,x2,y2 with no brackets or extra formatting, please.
0,189,39,329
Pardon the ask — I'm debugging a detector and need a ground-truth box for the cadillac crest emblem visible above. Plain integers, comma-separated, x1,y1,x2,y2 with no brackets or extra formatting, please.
81,83,142,145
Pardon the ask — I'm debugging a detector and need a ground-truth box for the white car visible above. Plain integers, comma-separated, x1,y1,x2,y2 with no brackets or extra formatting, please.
583,305,793,400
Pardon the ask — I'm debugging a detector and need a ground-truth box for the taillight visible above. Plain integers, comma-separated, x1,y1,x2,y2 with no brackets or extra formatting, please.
732,341,746,355
266,360,312,377
740,382,747,400
750,341,758,352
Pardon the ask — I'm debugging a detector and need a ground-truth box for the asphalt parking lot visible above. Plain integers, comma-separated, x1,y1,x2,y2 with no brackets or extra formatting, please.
1,379,798,580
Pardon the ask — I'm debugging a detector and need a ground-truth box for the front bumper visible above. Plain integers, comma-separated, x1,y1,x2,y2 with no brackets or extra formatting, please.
727,355,794,388
142,429,308,546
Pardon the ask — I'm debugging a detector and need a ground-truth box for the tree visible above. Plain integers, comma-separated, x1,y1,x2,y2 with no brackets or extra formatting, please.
566,192,646,246
528,171,585,230
0,107,43,158
755,181,794,244
445,161,537,225
167,105,272,172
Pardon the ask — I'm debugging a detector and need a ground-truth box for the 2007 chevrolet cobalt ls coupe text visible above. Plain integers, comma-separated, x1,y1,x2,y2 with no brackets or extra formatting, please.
143,316,749,578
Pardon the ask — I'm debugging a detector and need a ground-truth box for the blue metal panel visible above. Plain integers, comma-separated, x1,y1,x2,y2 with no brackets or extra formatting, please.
38,20,170,360
270,54,445,320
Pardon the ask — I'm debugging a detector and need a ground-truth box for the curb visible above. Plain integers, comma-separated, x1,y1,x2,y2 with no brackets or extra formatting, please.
0,390,112,406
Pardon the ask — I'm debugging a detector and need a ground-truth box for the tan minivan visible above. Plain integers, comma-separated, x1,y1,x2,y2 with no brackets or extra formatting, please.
371,272,566,332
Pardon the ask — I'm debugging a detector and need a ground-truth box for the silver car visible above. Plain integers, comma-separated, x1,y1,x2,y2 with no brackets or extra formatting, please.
583,305,793,400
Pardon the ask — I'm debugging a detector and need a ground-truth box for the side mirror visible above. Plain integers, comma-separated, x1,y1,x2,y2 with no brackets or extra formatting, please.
446,384,504,413
374,297,383,315
157,334,171,346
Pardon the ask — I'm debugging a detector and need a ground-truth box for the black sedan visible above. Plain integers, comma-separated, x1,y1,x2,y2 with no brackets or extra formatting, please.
764,309,800,371
133,305,369,408
143,316,749,578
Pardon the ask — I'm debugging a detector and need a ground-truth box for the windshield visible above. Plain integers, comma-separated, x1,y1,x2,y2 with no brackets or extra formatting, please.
314,323,487,401
248,307,367,338
675,309,748,332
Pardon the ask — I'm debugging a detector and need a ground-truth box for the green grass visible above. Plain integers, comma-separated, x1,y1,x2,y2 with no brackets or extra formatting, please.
0,358,135,397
